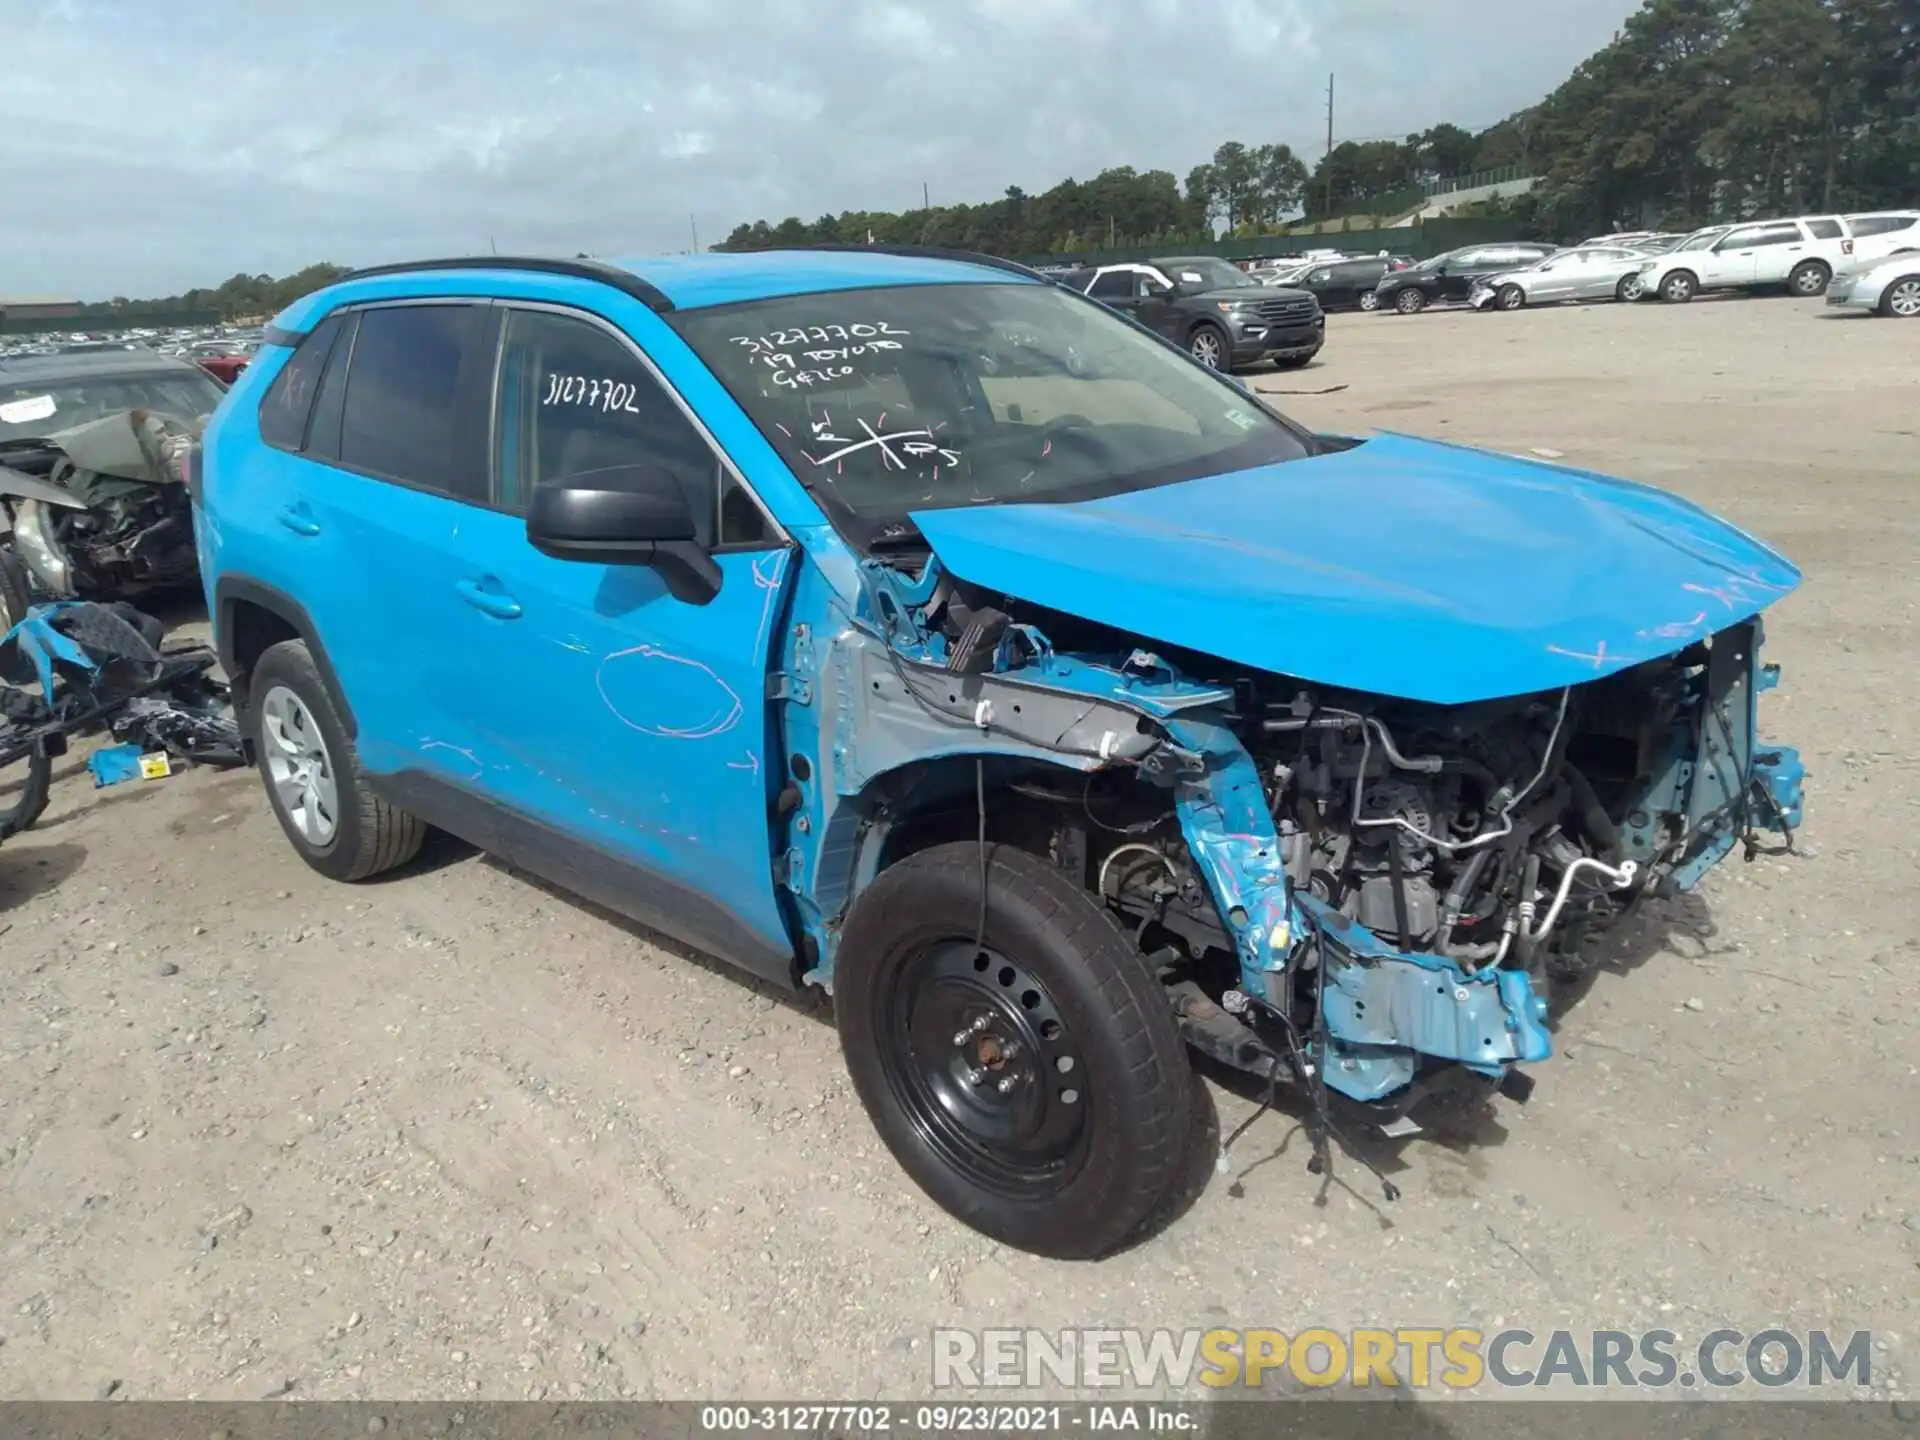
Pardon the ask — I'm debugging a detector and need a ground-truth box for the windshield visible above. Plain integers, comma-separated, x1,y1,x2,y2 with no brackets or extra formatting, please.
0,368,226,443
1157,257,1259,291
670,281,1313,542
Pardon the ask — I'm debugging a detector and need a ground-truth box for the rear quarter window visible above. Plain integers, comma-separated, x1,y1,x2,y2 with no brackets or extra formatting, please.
257,313,346,452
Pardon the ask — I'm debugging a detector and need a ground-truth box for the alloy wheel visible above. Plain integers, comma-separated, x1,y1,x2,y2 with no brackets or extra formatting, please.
260,684,340,845
1888,279,1920,317
1358,290,1380,312
1189,329,1223,368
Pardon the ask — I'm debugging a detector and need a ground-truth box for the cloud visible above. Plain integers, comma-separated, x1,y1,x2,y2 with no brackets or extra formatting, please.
0,0,1640,298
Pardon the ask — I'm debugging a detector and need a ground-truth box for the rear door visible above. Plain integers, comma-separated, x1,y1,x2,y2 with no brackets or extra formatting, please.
442,301,799,977
302,301,503,778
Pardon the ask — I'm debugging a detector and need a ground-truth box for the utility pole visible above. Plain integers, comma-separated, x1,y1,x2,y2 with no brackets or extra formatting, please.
923,181,930,210
690,214,699,253
1324,72,1335,224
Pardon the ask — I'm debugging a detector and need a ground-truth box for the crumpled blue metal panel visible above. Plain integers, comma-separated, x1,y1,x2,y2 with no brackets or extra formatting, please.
911,432,1802,705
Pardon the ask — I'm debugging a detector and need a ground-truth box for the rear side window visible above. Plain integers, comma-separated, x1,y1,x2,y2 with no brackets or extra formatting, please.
492,308,775,549
1804,217,1844,239
338,304,485,500
257,313,345,452
1848,215,1916,236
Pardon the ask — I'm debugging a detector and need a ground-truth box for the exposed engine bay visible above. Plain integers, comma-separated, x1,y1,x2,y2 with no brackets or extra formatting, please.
828,554,1806,1128
0,409,200,602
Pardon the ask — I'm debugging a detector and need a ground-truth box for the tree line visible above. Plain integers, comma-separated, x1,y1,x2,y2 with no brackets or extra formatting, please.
67,264,355,324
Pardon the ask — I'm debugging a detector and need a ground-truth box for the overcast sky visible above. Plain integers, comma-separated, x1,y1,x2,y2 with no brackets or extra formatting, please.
2,0,1641,300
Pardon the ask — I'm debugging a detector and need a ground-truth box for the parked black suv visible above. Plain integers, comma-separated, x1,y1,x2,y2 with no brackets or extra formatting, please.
1291,255,1412,312
1067,256,1324,369
1373,242,1559,314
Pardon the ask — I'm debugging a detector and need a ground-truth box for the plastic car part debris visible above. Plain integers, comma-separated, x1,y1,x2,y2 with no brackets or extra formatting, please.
0,598,243,842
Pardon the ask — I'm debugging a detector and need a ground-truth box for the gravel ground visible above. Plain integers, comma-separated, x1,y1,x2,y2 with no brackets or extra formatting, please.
0,292,1913,1403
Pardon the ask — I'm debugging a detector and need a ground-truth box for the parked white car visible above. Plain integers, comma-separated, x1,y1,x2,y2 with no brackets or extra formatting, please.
1842,212,1920,264
1825,254,1920,317
1635,215,1855,302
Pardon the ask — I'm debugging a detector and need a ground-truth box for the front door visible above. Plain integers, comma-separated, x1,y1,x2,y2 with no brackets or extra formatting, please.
1702,226,1768,288
1131,271,1181,339
448,302,799,978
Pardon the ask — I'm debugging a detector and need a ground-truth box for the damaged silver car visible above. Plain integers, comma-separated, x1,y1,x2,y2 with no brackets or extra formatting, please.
0,350,224,626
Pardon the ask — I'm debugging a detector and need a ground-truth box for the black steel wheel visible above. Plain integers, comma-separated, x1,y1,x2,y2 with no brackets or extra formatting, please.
835,842,1193,1258
886,939,1090,1197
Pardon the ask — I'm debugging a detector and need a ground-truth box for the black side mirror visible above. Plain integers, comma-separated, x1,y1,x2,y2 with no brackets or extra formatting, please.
526,464,722,603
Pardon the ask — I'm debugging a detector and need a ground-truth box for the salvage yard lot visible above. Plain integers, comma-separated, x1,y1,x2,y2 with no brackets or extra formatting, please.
0,294,1914,1401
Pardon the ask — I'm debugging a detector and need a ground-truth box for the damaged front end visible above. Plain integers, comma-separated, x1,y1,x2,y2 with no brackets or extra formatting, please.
0,409,202,602
793,544,1803,1126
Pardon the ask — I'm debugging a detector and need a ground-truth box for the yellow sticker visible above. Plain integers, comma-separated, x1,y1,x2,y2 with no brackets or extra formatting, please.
138,753,172,780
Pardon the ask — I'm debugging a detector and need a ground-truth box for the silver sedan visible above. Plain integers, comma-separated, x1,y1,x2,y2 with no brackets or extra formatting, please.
1469,246,1654,310
1825,255,1920,317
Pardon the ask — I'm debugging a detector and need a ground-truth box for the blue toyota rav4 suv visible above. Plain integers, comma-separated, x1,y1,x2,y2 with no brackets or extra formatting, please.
198,249,1804,1257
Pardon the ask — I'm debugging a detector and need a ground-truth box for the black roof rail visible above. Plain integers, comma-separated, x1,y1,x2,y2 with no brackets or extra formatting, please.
798,243,1055,283
338,255,675,313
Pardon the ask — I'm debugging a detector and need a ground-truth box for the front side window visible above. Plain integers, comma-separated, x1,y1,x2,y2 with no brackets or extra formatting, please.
492,308,773,548
337,304,484,499
1087,271,1132,300
1721,223,1802,250
1679,230,1724,252
668,281,1314,545
258,313,345,452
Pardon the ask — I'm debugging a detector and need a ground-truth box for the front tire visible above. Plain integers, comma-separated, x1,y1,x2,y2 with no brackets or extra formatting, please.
835,842,1193,1259
1881,275,1920,317
1394,287,1428,314
1659,270,1697,303
1186,324,1228,370
1788,259,1830,296
1496,284,1526,311
248,639,424,881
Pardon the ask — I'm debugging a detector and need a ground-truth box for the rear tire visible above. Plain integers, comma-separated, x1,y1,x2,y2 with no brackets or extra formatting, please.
1787,259,1830,297
835,842,1194,1259
1358,290,1381,312
1616,274,1644,301
1659,270,1697,303
248,639,424,881
1394,287,1428,314
1877,275,1920,317
1272,348,1319,369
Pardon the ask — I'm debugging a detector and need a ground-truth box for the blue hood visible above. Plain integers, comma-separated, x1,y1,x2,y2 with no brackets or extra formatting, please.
910,432,1800,705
